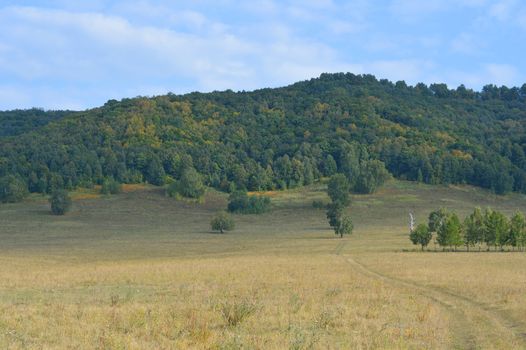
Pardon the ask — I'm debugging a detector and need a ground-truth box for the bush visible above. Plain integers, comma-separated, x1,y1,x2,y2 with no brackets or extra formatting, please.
49,189,72,215
167,167,205,199
0,175,28,203
101,178,122,195
210,211,235,233
227,191,270,214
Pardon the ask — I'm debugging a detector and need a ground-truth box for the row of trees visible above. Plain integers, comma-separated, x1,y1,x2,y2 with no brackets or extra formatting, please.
410,208,526,251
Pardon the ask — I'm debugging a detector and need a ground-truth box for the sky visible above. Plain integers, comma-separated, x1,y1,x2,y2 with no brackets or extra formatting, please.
0,0,525,110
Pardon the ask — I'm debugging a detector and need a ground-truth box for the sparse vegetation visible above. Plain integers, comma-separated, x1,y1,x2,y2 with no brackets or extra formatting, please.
1,180,526,348
219,299,257,327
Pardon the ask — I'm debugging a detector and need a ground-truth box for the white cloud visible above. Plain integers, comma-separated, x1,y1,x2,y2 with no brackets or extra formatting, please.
0,1,524,109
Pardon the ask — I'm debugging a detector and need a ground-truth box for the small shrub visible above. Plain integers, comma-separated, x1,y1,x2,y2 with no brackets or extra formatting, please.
314,308,338,330
219,299,257,327
289,325,319,350
101,178,122,195
227,191,270,214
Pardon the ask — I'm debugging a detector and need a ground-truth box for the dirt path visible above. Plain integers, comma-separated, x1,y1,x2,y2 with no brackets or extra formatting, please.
346,254,526,349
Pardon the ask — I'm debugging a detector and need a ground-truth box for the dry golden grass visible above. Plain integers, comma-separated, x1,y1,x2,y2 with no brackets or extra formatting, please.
1,180,526,349
0,254,449,349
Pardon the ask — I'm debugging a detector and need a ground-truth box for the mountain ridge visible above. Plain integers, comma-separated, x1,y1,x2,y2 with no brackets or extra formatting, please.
1,72,526,200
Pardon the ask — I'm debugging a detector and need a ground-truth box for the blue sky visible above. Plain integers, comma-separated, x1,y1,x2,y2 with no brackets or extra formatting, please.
1,0,525,110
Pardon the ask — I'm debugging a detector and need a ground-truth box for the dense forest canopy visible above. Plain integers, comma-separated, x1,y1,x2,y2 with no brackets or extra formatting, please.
0,108,71,137
1,73,526,201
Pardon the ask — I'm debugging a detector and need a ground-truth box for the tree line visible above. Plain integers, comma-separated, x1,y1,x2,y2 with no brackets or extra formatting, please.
410,208,526,251
1,73,526,202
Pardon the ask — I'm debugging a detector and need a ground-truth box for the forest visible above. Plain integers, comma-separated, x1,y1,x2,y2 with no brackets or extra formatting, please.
1,73,526,202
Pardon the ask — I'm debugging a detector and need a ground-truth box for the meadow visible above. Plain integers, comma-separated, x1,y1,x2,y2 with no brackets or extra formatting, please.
1,181,526,349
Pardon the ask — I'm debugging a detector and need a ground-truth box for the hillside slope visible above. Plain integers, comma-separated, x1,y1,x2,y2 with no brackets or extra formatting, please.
0,108,71,137
1,73,526,196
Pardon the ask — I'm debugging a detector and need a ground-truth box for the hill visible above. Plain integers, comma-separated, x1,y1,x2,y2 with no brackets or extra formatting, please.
0,108,71,137
1,73,526,197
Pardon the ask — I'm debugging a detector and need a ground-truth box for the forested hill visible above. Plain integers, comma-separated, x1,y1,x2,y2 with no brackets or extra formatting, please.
0,108,71,137
1,72,526,199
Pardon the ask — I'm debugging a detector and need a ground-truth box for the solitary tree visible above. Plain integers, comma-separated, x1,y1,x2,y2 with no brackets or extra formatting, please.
210,211,235,233
49,189,72,215
326,174,353,238
410,223,432,250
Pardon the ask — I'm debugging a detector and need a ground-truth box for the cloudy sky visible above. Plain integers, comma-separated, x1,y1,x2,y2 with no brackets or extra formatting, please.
1,0,525,110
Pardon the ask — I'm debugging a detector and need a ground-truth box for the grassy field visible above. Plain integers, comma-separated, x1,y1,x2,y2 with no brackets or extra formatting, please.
1,180,526,349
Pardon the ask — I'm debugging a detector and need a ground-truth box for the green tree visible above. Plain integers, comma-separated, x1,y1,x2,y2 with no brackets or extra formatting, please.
326,173,353,238
210,211,235,233
0,175,28,203
353,159,390,194
327,174,351,206
448,213,464,250
436,213,462,250
49,189,72,215
410,223,432,251
428,208,448,233
322,155,337,177
326,203,344,230
509,211,526,251
227,191,270,214
145,156,166,186
463,207,484,251
495,211,510,250
168,167,205,199
335,215,353,238
485,209,509,250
